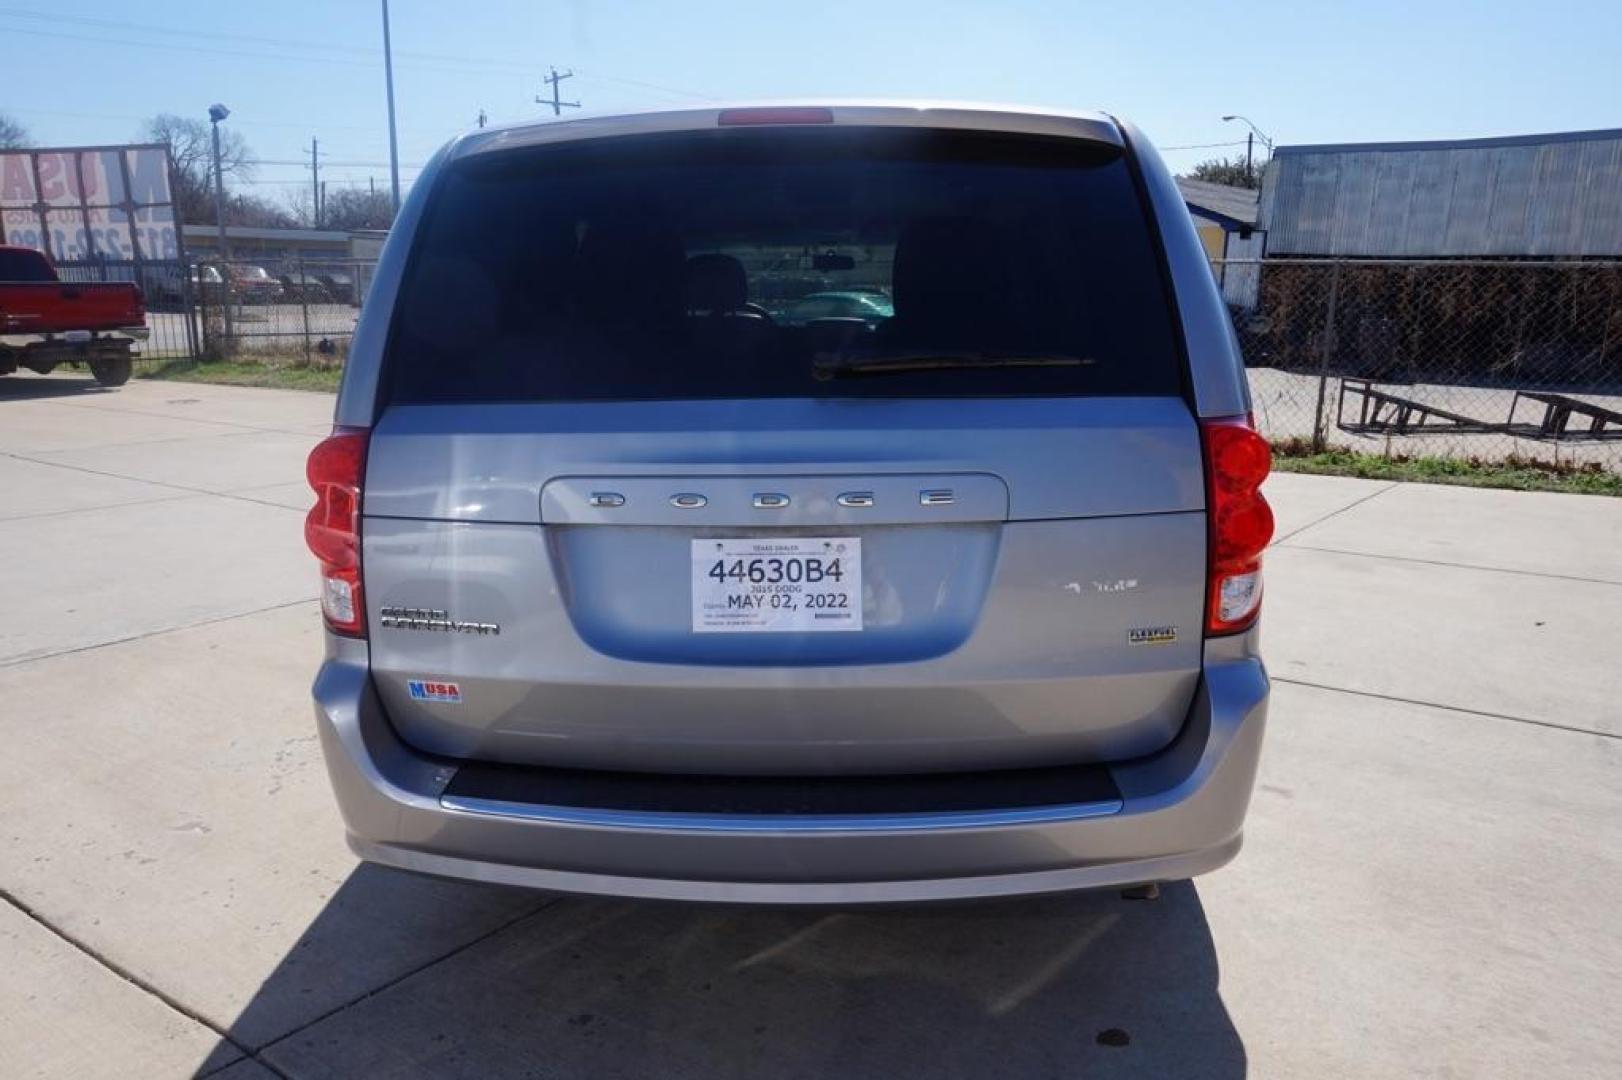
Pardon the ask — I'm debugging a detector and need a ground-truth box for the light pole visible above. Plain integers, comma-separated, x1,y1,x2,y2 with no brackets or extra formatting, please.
381,0,401,214
207,102,233,352
207,103,230,260
1221,115,1274,184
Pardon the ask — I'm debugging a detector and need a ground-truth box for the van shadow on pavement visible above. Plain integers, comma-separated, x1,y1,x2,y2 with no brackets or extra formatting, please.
0,372,114,400
203,865,1245,1078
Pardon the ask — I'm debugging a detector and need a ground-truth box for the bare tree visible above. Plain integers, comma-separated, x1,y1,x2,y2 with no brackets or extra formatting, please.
0,111,30,149
283,186,316,228
140,113,252,224
317,187,396,231
224,192,297,230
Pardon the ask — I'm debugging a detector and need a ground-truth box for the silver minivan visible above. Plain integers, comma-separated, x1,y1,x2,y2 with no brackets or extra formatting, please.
307,103,1273,903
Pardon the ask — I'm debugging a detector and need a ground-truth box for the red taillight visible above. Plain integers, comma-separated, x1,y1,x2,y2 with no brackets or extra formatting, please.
717,106,835,126
305,427,369,636
1202,415,1274,635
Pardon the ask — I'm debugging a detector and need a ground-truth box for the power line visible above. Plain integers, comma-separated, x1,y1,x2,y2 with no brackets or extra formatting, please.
1160,139,1251,151
0,20,540,80
0,24,387,70
0,7,714,98
0,7,461,70
231,174,419,186
243,158,426,168
572,69,717,102
2,104,384,134
0,5,521,71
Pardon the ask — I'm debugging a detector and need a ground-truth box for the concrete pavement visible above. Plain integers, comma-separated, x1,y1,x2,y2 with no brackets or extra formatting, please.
1,372,1618,1079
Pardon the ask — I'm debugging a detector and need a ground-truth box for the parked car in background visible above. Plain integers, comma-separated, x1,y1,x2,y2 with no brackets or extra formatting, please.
192,264,227,304
308,102,1273,904
226,264,283,304
0,245,147,386
150,263,229,306
279,272,331,304
316,271,356,305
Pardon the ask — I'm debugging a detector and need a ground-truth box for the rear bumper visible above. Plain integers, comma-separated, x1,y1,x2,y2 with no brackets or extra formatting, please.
313,646,1268,904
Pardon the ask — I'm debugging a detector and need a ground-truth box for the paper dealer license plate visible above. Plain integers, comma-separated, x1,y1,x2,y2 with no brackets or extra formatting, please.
692,537,862,633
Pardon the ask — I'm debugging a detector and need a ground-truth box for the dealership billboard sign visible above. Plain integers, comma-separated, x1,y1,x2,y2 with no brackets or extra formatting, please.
0,143,178,265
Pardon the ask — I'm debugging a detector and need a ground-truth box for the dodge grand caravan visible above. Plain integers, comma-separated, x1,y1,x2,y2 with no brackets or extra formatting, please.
307,103,1272,903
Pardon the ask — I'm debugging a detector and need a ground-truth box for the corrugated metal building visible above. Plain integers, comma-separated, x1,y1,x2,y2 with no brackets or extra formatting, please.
1258,128,1622,258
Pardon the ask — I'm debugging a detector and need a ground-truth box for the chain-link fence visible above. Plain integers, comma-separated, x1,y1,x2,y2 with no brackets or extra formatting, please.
107,251,1622,477
48,258,200,362
183,257,378,368
1222,258,1622,473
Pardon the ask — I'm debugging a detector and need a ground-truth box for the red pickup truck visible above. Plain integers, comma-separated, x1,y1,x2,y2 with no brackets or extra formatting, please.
0,245,148,387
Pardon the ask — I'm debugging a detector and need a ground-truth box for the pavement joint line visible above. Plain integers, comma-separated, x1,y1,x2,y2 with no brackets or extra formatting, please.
0,490,198,524
1271,675,1621,742
34,395,270,433
2,427,271,457
248,897,564,1062
1278,542,1622,588
1269,479,1401,545
0,887,278,1079
0,598,317,671
2,451,307,515
217,492,312,513
38,395,326,439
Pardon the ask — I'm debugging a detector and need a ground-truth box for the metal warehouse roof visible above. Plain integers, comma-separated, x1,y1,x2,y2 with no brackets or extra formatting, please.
1176,178,1260,229
1258,127,1622,257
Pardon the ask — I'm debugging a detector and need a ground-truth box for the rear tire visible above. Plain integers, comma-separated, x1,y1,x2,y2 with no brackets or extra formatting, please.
89,354,132,387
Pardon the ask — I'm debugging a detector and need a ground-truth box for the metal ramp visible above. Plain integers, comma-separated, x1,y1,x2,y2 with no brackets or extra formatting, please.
1338,380,1622,442
1507,391,1622,442
1336,379,1500,436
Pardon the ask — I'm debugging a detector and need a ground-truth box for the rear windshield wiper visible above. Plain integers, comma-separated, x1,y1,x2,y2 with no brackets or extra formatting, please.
812,352,1095,380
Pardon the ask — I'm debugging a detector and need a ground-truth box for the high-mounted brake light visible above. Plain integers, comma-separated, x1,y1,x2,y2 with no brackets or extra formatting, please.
305,427,369,636
717,107,835,127
1201,415,1274,635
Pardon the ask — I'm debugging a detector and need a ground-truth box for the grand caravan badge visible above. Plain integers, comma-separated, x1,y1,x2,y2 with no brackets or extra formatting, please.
379,606,500,635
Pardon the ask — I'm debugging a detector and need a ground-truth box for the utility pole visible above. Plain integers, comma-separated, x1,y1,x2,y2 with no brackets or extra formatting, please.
1244,131,1253,185
308,137,320,227
369,176,376,197
537,67,580,117
381,0,401,213
321,181,328,226
477,108,488,129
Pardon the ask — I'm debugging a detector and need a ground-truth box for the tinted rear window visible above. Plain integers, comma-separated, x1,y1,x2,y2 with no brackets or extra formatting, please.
0,248,54,282
384,128,1182,403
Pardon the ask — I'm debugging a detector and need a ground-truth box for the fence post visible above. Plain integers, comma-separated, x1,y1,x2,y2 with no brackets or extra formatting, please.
219,261,235,357
197,262,214,358
298,256,312,366
1311,261,1343,452
179,260,200,361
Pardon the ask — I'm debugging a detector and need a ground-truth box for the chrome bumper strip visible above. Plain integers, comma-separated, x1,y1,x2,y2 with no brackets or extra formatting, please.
439,793,1125,833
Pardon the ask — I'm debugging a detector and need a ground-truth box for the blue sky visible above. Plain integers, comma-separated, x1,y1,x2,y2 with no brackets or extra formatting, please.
3,0,1618,209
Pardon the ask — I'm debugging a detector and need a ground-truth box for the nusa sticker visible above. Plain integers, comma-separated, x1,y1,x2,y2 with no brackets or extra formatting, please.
407,680,463,704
